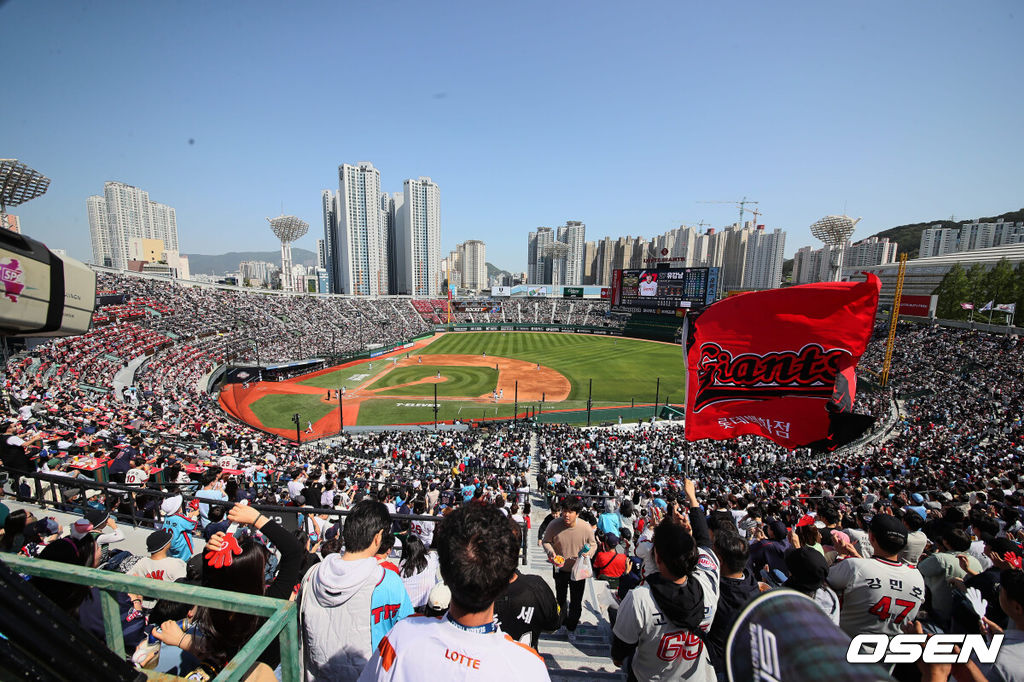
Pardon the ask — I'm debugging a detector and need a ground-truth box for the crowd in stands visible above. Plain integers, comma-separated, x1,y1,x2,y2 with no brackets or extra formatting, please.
2,264,1024,680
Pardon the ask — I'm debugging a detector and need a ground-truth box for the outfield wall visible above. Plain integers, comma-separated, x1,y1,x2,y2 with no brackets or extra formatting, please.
432,323,623,335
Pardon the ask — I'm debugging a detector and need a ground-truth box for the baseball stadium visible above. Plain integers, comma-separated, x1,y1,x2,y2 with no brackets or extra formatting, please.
219,331,686,437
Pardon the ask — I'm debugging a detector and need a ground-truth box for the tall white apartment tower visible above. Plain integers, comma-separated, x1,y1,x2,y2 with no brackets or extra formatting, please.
527,228,554,284
334,162,388,295
556,220,586,286
742,227,787,289
459,240,487,291
88,181,179,270
86,195,112,266
321,190,338,293
394,177,441,296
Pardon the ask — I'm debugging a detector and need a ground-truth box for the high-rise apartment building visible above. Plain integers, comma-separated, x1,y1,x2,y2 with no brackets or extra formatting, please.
527,227,554,284
918,226,958,258
321,190,338,292
742,227,786,289
556,220,586,286
845,236,898,268
457,240,486,291
87,181,179,270
330,162,388,296
394,177,441,296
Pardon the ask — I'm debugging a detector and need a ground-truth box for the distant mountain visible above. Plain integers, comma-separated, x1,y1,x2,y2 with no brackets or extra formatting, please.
486,262,512,280
866,207,1024,260
184,248,317,275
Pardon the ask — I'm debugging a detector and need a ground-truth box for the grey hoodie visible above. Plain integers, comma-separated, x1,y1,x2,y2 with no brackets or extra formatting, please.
300,556,384,682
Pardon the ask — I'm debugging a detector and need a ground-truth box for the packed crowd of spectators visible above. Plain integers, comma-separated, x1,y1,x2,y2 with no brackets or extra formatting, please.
3,265,1024,681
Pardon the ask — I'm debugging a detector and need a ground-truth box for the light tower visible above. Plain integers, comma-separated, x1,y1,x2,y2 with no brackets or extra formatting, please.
810,214,860,281
0,160,51,232
267,215,308,292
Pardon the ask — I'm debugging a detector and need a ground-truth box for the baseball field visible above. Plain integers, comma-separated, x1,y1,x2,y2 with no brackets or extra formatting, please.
218,332,685,439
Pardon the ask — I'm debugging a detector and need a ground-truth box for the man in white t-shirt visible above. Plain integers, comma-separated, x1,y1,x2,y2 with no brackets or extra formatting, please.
130,529,187,608
359,504,550,681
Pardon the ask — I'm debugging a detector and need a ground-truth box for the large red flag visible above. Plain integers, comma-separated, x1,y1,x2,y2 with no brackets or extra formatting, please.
684,274,881,450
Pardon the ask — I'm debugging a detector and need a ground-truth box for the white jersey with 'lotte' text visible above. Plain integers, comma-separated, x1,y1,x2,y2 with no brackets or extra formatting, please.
357,613,550,682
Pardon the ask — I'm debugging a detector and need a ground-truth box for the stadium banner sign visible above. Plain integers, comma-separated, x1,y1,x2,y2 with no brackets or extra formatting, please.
526,286,548,296
434,323,622,336
452,302,501,313
898,294,936,317
685,274,880,450
563,287,584,298
600,287,611,299
492,286,512,297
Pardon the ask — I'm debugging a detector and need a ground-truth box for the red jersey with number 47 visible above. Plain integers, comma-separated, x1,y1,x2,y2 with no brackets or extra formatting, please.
827,556,924,637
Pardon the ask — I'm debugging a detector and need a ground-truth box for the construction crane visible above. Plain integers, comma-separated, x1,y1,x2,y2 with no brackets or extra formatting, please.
747,207,762,227
698,197,760,227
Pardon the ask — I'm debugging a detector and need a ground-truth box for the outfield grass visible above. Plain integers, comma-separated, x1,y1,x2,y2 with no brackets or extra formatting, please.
250,393,335,430
244,332,686,428
369,366,498,397
421,333,683,403
357,398,522,424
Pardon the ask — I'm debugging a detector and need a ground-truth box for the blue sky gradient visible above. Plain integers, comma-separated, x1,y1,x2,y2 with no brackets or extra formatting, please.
3,1,1022,271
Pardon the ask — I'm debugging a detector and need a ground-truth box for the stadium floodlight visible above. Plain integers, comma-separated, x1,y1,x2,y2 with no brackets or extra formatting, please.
810,214,860,281
267,215,308,293
0,159,51,232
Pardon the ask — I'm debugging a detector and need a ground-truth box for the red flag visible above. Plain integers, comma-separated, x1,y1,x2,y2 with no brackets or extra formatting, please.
684,274,880,450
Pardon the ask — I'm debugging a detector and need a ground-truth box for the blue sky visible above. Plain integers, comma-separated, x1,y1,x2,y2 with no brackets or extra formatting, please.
3,1,1022,271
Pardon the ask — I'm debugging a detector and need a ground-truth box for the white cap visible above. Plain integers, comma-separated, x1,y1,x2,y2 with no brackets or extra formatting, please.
161,495,183,515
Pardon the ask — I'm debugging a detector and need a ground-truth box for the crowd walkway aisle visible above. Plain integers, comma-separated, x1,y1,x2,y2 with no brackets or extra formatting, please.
525,435,624,680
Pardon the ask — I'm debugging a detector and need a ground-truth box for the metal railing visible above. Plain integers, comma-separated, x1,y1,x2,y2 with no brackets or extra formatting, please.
1,553,299,682
8,469,530,565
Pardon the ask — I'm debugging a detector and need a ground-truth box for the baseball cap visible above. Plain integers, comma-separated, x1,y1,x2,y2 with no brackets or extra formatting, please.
161,495,183,515
70,518,94,539
427,583,451,610
911,493,924,504
602,532,620,547
147,529,173,554
84,508,109,528
870,514,908,551
784,547,829,594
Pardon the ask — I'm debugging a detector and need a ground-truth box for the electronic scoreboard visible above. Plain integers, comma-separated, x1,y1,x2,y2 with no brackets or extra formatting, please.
609,267,719,316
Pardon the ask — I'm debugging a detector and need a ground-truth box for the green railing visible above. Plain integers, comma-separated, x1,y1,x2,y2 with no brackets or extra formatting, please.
1,554,299,682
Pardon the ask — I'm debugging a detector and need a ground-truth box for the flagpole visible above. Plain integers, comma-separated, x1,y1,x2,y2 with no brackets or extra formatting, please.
680,315,692,478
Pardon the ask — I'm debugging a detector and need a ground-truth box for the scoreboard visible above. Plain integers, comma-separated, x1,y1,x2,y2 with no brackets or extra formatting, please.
610,267,719,316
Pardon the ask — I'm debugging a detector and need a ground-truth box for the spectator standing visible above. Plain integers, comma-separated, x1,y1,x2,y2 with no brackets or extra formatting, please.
299,499,413,681
359,503,550,681
611,479,720,682
542,497,597,642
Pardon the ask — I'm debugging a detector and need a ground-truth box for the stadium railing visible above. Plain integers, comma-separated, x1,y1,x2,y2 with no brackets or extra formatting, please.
9,470,530,565
1,552,300,682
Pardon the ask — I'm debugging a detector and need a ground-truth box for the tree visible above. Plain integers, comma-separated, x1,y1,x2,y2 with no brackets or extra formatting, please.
965,263,988,307
933,262,969,319
982,258,1015,304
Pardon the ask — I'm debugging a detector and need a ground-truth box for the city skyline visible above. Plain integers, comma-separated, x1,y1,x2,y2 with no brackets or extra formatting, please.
4,2,1022,271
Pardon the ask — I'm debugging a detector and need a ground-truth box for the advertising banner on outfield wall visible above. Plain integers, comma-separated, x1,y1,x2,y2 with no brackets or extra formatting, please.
898,294,937,318
492,286,512,297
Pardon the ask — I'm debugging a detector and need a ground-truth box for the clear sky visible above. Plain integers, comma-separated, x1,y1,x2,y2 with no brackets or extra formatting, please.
3,0,1022,271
